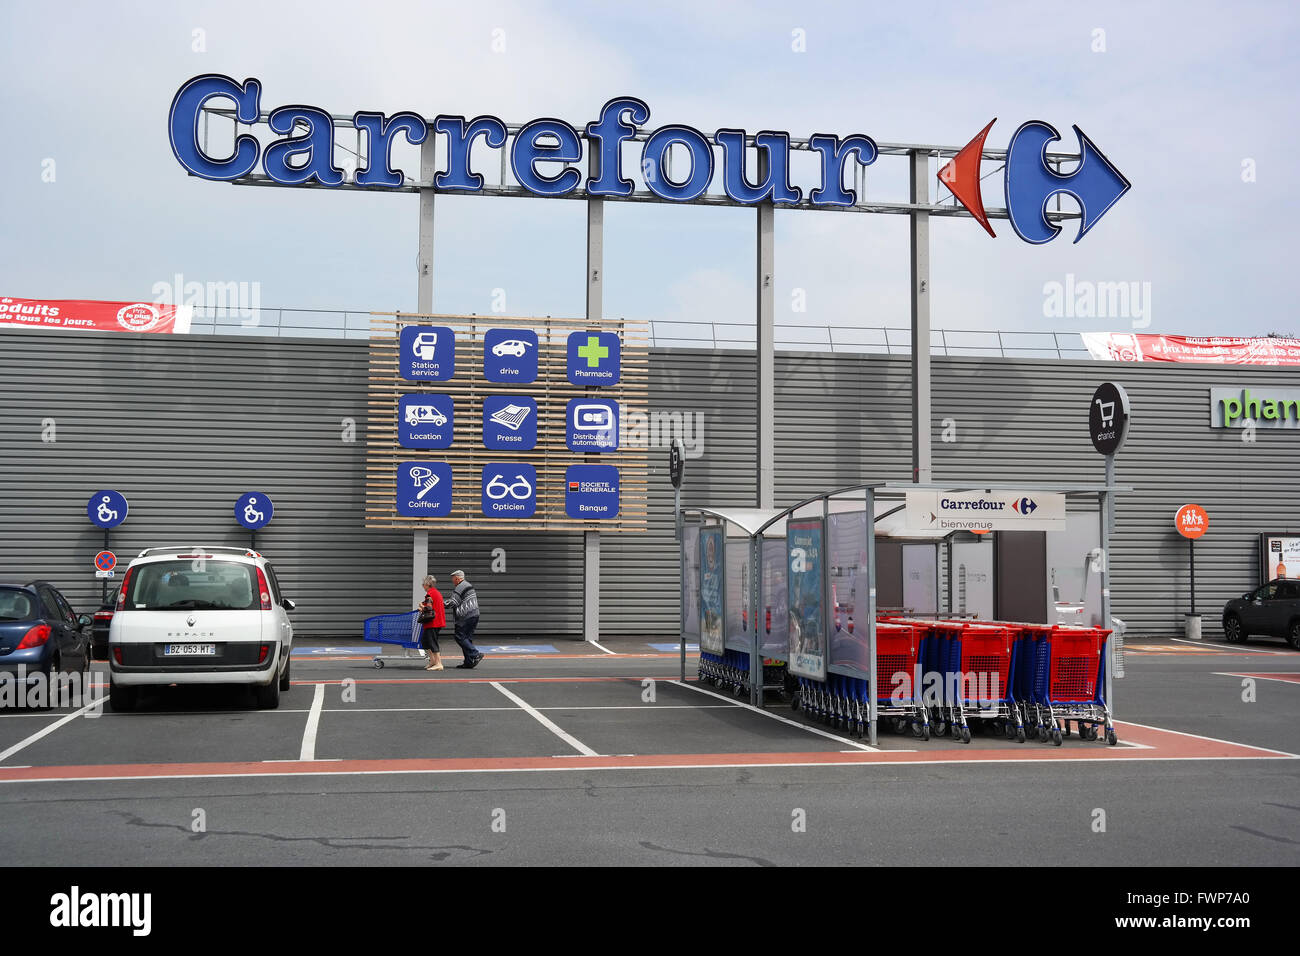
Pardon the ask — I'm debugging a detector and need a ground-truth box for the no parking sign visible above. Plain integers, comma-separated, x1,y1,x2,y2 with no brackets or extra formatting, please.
94,550,117,578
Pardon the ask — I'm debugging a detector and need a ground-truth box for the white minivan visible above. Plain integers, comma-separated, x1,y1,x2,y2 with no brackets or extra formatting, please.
108,546,295,711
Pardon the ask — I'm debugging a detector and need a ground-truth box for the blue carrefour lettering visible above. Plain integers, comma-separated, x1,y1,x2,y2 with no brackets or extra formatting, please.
353,112,428,188
1004,121,1131,244
808,134,878,205
434,116,508,191
264,107,344,186
586,97,650,197
641,125,714,202
715,130,802,205
169,74,262,181
510,118,582,196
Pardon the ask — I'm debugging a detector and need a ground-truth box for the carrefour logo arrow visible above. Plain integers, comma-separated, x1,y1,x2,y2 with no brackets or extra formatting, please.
1012,497,1038,515
938,119,1130,244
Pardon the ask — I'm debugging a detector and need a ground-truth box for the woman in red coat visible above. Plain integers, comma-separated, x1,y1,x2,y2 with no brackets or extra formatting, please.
419,574,446,671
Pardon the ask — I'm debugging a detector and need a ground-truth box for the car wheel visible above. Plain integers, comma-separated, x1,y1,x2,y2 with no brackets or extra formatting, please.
1289,622,1300,652
255,677,280,710
1222,614,1245,644
279,656,291,691
108,679,136,713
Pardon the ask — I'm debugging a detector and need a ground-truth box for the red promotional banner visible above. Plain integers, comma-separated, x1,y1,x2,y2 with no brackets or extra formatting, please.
0,297,191,334
1082,332,1300,366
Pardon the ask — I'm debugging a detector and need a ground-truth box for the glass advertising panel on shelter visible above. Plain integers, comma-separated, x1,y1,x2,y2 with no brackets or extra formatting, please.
787,519,826,680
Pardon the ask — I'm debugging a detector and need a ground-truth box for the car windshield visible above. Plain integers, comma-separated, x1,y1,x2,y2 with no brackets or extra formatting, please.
124,560,259,611
0,588,35,621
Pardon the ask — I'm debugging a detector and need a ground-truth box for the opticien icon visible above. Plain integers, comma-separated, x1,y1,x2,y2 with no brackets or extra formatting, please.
168,76,1130,244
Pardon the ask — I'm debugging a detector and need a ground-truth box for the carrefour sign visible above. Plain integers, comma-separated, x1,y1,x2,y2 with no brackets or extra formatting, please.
906,490,1066,532
169,75,1130,243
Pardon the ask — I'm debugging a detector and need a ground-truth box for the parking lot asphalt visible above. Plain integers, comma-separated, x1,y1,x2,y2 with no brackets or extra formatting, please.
0,637,1296,866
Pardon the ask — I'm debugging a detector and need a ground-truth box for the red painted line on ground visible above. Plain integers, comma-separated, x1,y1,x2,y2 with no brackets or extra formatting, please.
0,721,1288,784
305,652,687,662
1222,672,1300,684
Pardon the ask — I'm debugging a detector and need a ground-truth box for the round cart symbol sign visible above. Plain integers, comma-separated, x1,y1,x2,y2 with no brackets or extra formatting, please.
1176,503,1208,539
1088,382,1131,456
94,551,117,573
86,490,128,529
235,492,274,530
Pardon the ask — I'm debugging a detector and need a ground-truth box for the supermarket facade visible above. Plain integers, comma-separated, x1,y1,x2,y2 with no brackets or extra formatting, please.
2,322,1298,642
2,76,1298,641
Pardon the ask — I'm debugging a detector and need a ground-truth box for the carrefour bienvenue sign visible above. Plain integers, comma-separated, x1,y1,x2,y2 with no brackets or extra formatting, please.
906,490,1066,533
168,75,1130,244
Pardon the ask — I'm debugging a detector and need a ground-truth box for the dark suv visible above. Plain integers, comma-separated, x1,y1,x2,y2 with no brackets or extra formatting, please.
1222,579,1300,649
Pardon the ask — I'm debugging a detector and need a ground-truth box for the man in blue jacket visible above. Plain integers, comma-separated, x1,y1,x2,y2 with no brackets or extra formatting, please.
444,569,484,669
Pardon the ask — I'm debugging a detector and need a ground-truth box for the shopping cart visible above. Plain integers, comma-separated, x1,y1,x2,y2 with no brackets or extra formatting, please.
1036,625,1116,746
875,622,929,740
363,610,428,669
951,623,1022,744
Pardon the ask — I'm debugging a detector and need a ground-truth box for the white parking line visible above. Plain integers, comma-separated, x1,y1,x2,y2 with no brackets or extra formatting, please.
1118,719,1300,758
586,640,617,655
1213,672,1300,686
490,682,599,756
1169,638,1292,655
669,680,878,752
0,695,106,765
298,684,325,761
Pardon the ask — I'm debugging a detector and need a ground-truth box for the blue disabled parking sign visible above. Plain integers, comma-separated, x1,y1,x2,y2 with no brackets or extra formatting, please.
565,465,620,519
483,395,537,450
484,329,538,383
482,463,537,518
566,331,620,386
400,325,455,381
87,490,128,529
566,398,619,452
397,461,453,517
236,492,274,530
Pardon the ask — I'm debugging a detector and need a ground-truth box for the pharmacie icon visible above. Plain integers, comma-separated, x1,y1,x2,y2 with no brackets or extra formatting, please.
400,325,455,381
398,461,453,516
481,463,537,518
566,331,620,386
484,328,539,383
483,396,537,450
399,394,454,449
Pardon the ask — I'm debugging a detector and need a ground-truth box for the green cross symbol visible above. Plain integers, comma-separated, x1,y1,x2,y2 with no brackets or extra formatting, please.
577,335,609,367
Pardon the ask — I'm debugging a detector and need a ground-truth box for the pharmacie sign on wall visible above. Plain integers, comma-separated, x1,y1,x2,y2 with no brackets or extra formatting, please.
906,490,1067,533
168,75,1130,243
1210,387,1300,429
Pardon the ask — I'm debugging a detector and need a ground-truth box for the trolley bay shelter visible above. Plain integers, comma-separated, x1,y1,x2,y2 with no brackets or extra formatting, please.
2,325,1298,642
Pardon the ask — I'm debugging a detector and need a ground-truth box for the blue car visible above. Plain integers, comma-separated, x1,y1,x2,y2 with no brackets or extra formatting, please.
0,581,93,709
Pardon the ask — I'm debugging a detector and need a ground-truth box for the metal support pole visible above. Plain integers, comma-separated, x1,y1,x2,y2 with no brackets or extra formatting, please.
866,487,878,747
102,529,109,604
750,535,762,706
757,202,775,509
1101,454,1114,710
677,490,685,682
583,183,605,645
412,135,435,610
1189,538,1196,616
909,151,932,485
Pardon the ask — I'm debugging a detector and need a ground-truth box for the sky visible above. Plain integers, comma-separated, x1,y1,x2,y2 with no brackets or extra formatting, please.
1,0,1297,346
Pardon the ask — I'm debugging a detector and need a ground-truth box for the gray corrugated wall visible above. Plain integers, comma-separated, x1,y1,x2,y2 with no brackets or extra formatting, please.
3,328,1298,640
0,329,582,640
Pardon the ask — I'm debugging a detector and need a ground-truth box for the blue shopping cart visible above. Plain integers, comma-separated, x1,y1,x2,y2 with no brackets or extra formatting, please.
363,610,426,669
